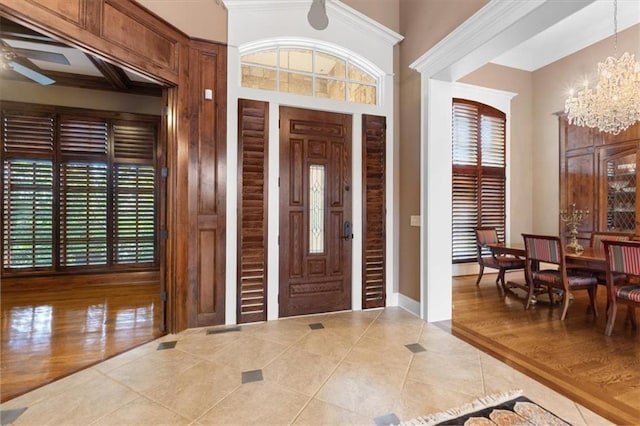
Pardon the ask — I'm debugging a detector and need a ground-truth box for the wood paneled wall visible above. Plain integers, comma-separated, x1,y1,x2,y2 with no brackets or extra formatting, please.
0,0,227,332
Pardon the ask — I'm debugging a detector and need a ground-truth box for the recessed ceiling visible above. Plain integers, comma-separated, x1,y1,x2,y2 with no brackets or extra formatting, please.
491,0,640,72
0,17,162,95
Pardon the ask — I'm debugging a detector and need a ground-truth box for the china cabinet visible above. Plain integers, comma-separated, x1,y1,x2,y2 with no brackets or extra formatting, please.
559,116,640,243
603,149,638,233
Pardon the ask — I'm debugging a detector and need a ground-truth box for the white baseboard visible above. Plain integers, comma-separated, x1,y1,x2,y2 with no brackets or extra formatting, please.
396,292,420,318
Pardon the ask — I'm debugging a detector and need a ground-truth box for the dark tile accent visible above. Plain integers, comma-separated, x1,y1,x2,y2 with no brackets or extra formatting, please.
1,407,27,425
373,412,400,426
206,326,241,335
308,322,325,330
241,369,263,384
405,343,426,353
157,340,177,350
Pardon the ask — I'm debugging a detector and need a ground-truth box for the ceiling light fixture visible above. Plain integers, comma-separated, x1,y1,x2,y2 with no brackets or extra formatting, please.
564,0,640,135
308,0,328,31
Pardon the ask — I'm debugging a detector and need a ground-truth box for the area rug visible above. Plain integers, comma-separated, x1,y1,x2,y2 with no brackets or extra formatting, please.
400,390,571,425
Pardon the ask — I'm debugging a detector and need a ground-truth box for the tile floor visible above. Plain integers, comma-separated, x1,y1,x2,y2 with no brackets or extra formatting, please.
0,307,612,425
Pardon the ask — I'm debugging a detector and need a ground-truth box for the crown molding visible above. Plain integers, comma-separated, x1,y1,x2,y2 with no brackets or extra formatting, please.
410,0,595,80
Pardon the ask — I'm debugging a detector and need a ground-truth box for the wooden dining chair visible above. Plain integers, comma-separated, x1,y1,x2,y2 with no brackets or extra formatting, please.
602,240,640,336
474,227,524,290
522,234,598,319
590,231,633,251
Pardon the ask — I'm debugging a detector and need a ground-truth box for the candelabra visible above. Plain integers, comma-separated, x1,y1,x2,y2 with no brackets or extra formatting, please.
560,204,589,254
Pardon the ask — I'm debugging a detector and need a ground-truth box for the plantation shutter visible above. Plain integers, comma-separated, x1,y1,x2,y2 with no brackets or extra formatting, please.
237,99,268,323
362,114,386,309
59,116,108,267
112,123,157,265
2,112,55,270
452,99,506,263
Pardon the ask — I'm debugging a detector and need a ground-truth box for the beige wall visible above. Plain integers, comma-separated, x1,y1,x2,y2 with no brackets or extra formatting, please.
398,0,487,300
531,24,640,236
135,0,399,44
135,0,228,43
0,80,162,115
459,64,534,244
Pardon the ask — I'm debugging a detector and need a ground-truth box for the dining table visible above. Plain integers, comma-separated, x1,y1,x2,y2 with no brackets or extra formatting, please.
485,242,607,303
486,242,607,271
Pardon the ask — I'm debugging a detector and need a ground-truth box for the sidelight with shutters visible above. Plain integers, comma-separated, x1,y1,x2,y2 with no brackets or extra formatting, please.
452,99,506,263
362,114,386,308
237,99,269,323
1,103,159,274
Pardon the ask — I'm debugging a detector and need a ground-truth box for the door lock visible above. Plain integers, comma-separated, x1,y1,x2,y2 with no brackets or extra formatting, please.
343,221,354,240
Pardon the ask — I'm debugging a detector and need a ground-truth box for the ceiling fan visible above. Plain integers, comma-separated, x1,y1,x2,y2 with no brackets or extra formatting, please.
1,41,70,85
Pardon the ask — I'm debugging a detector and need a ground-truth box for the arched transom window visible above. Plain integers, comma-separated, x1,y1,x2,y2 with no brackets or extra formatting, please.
240,43,379,105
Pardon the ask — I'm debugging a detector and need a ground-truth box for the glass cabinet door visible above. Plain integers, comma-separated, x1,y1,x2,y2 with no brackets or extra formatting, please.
605,151,637,232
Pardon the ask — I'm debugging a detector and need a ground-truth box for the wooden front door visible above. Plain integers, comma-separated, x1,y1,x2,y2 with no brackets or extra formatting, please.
279,107,352,317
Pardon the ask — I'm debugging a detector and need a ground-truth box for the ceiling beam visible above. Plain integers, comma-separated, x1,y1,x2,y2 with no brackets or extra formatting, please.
86,54,131,91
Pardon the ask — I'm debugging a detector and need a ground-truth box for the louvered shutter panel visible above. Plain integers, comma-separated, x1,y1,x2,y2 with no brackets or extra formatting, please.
237,99,268,323
362,114,386,309
2,111,54,269
112,123,157,265
59,116,108,267
452,99,506,263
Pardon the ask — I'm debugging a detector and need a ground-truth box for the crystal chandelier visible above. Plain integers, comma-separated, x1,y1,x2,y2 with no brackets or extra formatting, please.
564,0,640,135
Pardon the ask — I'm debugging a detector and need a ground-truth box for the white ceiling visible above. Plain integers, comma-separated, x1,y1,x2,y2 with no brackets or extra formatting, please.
491,0,640,72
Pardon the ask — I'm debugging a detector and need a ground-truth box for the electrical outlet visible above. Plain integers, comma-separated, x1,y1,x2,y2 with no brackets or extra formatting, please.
410,215,420,227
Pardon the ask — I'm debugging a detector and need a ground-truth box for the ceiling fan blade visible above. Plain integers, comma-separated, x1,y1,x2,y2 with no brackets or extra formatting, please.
9,61,55,85
13,47,70,65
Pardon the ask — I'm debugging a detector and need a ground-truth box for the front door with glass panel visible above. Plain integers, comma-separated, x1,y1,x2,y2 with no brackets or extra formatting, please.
279,106,352,317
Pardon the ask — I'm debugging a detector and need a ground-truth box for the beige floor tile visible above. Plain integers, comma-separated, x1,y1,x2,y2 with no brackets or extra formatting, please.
173,329,244,361
92,340,160,374
262,347,341,396
11,374,138,425
293,328,360,359
394,378,480,421
211,335,288,371
361,319,423,345
104,347,203,393
292,398,372,425
92,396,191,425
240,318,312,346
0,368,102,410
141,359,241,421
343,335,414,372
407,350,485,396
195,381,309,425
518,381,611,426
315,360,405,418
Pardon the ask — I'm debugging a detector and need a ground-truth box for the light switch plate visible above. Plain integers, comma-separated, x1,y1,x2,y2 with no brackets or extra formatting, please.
410,215,420,227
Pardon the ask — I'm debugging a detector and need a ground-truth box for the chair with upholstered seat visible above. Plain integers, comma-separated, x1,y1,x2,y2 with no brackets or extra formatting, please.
474,227,524,290
590,231,633,251
522,234,598,320
602,240,640,336
588,232,633,287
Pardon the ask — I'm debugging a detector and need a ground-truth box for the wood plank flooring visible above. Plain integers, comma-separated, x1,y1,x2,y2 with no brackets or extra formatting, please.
0,284,163,402
452,272,640,425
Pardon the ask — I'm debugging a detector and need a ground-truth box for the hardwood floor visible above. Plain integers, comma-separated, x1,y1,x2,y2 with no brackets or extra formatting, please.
452,272,640,425
0,284,163,402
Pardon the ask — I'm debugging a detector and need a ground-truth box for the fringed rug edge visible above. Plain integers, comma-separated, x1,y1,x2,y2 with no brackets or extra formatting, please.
399,389,524,426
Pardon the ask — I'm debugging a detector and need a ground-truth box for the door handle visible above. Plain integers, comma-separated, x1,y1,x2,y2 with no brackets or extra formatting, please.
343,221,353,240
